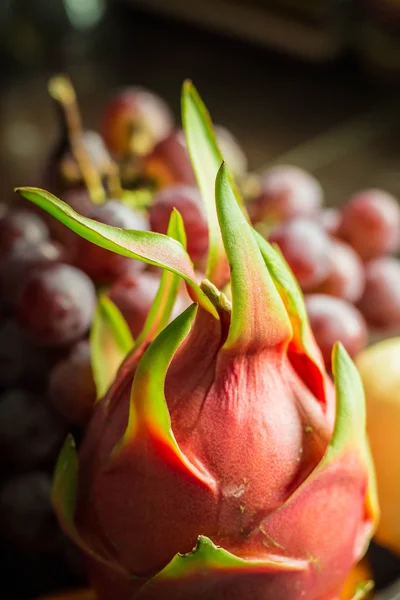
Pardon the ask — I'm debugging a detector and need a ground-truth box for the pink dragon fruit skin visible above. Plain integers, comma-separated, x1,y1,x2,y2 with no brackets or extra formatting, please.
17,83,377,600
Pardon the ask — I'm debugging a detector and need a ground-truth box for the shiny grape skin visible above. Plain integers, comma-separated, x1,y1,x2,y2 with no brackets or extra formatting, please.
247,165,323,225
74,199,148,283
0,239,64,311
317,208,341,237
314,239,365,303
305,294,368,371
0,389,66,471
49,340,96,425
357,257,400,329
0,210,49,254
142,129,197,188
338,189,400,260
149,185,208,264
16,263,96,347
268,218,331,291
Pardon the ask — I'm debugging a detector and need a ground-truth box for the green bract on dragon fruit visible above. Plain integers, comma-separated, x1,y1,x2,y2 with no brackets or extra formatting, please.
17,82,378,600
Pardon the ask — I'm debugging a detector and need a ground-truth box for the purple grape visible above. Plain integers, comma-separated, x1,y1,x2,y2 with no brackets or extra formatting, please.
0,320,58,390
149,185,208,264
0,472,62,552
0,239,64,311
247,165,323,225
49,340,95,425
305,294,368,370
314,239,365,303
16,263,96,347
0,389,66,471
0,210,49,254
74,199,148,283
357,257,400,328
268,218,331,291
338,189,400,260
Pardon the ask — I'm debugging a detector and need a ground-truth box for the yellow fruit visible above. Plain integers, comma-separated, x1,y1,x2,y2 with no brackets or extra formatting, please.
356,337,400,554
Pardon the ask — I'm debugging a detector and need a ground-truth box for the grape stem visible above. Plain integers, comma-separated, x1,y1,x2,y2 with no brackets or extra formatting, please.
106,159,124,199
48,75,106,205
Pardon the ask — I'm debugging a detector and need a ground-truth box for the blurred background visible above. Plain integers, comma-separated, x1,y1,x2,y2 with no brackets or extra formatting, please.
1,0,400,204
1,1,400,598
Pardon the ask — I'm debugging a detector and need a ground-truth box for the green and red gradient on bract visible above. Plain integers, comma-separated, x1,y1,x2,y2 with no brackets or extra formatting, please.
16,81,378,600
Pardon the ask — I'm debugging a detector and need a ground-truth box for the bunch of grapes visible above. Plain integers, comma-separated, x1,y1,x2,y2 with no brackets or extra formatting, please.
248,166,400,370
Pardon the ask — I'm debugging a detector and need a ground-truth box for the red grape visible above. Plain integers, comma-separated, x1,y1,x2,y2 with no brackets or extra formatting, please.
0,210,49,254
0,389,66,471
338,189,400,260
314,239,365,303
0,239,64,310
268,218,331,291
214,125,248,178
16,263,96,347
74,199,148,283
0,472,62,552
49,340,95,425
142,129,197,188
247,165,323,224
149,185,208,264
305,294,368,370
108,271,189,338
357,256,400,328
101,87,174,158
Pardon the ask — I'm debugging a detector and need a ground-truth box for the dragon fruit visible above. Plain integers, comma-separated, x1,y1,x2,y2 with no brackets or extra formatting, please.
17,82,378,600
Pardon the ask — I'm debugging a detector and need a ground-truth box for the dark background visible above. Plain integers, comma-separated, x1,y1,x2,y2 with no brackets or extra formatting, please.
1,0,400,209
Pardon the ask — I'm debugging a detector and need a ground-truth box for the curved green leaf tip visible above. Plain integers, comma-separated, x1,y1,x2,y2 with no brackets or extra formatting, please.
138,535,308,595
182,81,248,288
254,231,325,369
329,342,366,458
90,295,134,400
126,303,197,439
52,434,78,539
52,434,128,572
15,186,218,319
215,163,291,352
135,208,187,347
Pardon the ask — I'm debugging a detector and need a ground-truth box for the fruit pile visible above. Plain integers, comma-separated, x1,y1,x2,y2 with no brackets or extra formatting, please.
248,167,400,370
0,74,396,598
0,77,247,598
